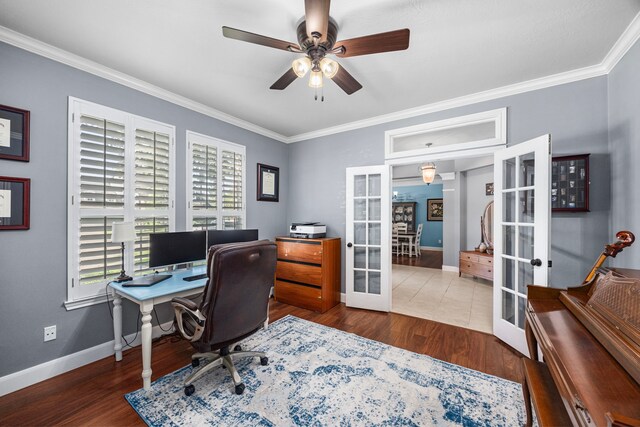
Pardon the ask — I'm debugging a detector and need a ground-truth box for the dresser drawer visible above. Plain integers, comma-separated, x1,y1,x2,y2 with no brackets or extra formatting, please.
477,256,493,266
460,252,479,263
277,240,322,264
276,261,322,286
275,280,322,311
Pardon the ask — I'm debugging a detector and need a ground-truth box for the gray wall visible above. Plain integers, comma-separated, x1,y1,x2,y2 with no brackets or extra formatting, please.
462,166,494,251
442,179,462,268
608,39,640,269
288,76,611,290
0,42,288,376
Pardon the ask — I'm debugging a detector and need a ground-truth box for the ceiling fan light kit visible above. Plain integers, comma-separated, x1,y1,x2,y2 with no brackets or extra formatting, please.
222,0,410,98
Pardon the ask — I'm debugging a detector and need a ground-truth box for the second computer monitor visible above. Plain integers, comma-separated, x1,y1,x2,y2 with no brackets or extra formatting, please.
207,229,259,249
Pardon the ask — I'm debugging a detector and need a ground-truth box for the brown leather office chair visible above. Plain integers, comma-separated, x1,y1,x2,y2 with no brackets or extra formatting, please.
172,240,276,396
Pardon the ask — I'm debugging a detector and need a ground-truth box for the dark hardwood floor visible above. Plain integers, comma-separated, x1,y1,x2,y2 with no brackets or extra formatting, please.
392,249,443,268
0,301,522,426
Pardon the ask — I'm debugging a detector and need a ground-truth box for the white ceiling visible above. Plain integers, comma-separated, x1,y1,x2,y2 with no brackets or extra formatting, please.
0,0,638,139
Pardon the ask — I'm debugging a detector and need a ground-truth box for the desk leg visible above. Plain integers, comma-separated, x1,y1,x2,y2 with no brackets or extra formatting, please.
112,293,123,362
140,300,154,390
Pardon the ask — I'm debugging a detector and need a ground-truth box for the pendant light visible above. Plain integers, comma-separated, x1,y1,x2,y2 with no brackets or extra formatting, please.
421,163,436,185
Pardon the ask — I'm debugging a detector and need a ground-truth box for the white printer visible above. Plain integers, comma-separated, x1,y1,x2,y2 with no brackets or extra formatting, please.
289,222,327,239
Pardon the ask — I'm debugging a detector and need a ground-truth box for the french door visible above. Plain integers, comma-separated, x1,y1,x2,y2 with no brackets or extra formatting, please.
493,135,551,356
345,165,391,311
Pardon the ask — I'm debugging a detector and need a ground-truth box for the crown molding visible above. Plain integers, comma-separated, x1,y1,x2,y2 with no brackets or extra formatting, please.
601,12,640,73
2,11,640,145
0,26,288,143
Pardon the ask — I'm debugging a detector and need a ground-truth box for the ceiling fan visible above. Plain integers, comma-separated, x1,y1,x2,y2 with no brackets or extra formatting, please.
222,0,410,98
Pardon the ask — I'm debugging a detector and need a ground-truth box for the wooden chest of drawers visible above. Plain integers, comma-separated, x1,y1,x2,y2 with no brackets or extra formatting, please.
459,250,493,281
274,237,341,313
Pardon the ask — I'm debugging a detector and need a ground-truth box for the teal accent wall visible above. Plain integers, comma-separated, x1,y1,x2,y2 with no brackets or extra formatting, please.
392,184,444,248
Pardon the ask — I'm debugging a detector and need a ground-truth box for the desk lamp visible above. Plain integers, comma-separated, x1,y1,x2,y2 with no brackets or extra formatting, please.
111,221,136,282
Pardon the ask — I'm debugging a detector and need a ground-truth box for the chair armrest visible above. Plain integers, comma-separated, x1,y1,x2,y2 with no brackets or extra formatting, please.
172,296,198,311
172,298,206,342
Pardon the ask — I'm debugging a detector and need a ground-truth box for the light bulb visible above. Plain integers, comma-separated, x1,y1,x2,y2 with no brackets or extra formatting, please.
320,58,339,78
292,57,311,78
308,70,323,88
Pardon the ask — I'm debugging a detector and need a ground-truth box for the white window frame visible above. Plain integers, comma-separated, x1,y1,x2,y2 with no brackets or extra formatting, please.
185,130,246,231
65,97,175,309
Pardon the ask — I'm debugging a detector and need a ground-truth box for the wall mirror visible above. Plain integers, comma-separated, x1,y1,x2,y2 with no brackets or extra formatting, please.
482,200,494,250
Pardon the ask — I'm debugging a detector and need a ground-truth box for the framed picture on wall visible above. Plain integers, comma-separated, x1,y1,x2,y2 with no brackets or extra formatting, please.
257,163,279,202
0,176,30,230
551,154,589,212
427,198,443,221
0,104,30,162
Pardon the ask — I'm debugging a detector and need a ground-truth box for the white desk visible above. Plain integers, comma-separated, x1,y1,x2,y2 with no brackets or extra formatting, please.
108,266,208,390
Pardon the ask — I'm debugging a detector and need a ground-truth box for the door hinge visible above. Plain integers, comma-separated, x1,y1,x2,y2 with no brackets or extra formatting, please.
71,195,74,205
71,278,75,288
548,260,553,268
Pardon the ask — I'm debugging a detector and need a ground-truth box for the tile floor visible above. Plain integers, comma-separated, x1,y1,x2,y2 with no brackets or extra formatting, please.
392,265,493,333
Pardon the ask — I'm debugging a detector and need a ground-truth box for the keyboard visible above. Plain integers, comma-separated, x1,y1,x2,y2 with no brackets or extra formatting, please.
122,274,172,287
183,273,207,282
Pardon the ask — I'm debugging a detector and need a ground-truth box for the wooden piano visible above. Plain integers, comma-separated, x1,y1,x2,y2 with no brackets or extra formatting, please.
523,231,640,427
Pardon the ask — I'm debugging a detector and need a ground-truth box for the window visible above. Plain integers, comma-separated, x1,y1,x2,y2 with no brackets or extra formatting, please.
186,131,245,232
67,98,175,307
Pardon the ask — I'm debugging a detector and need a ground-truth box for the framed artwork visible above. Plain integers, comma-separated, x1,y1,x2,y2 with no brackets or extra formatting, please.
0,176,30,230
427,198,443,221
257,163,279,202
0,104,30,162
485,182,494,196
551,154,589,212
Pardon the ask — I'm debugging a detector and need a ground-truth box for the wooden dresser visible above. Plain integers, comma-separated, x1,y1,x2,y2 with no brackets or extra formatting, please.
459,250,493,281
274,237,341,313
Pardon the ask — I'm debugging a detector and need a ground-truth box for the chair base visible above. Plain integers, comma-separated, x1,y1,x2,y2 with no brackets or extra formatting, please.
184,346,268,395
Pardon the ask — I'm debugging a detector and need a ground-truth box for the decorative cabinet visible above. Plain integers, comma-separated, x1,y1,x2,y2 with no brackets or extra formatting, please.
392,202,417,232
459,251,493,281
274,237,341,313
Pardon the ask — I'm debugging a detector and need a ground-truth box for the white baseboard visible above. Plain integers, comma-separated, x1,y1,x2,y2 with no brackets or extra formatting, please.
340,293,346,303
442,265,460,273
421,246,443,251
0,321,173,397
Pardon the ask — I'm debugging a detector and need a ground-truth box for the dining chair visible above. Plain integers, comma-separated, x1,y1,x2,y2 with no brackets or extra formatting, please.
395,223,408,256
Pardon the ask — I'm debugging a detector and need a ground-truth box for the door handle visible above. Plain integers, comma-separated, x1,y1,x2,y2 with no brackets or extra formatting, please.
347,242,353,248
530,258,542,267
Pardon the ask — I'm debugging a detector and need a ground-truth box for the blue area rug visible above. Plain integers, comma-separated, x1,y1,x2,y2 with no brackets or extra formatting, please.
126,315,527,426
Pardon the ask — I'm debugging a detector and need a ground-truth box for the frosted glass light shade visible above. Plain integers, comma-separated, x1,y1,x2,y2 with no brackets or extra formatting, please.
320,58,339,78
111,221,136,243
308,70,323,88
421,163,436,184
292,57,311,78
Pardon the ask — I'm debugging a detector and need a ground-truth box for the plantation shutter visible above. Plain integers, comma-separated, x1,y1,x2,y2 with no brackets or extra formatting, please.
134,127,172,274
68,98,175,305
77,114,126,286
186,133,245,232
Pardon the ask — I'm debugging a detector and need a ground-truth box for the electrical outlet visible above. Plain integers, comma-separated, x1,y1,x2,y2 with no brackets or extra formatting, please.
44,325,56,342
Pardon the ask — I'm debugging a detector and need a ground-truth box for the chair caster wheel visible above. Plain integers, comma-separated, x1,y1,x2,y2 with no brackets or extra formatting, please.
234,345,242,352
191,358,200,368
184,384,195,396
235,383,245,395
260,356,269,366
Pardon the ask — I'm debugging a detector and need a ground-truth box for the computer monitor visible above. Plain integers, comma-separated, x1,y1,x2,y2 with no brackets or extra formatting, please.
149,230,207,268
207,229,259,249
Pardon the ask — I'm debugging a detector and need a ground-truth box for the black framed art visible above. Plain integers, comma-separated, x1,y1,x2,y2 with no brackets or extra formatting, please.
427,198,443,221
257,163,279,202
0,176,30,230
0,104,30,162
551,154,589,212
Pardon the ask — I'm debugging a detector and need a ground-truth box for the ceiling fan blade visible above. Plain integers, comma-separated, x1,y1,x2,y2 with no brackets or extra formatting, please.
332,65,362,95
270,68,298,90
335,29,410,58
222,26,300,52
305,0,331,42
